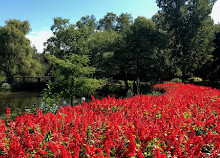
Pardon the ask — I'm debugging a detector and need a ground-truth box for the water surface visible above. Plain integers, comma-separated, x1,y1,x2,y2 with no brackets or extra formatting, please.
0,91,41,117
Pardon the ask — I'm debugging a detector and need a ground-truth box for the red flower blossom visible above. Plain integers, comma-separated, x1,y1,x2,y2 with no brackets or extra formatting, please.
0,83,219,157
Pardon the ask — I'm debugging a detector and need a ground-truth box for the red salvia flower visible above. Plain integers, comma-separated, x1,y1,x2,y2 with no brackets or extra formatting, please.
0,83,219,157
6,107,10,119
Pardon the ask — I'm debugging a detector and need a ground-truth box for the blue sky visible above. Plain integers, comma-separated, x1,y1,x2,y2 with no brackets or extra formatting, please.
1,0,220,53
0,0,158,32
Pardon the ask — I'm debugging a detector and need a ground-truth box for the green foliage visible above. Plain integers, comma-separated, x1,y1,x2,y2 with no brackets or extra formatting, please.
1,83,11,91
209,25,220,80
126,89,134,97
44,53,106,106
152,90,163,97
188,77,202,82
113,16,167,94
96,83,127,99
44,17,95,58
156,0,217,80
0,19,45,82
98,12,133,34
98,12,117,31
41,8,218,99
40,88,60,113
87,30,121,78
115,13,133,34
170,78,182,83
0,76,6,84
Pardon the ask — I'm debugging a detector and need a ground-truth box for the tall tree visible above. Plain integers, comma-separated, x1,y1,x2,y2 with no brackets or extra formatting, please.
44,16,106,104
87,30,121,78
98,12,133,34
44,17,75,58
0,19,43,83
115,13,133,34
209,24,220,80
76,15,96,34
156,0,217,80
44,16,96,58
113,17,167,93
97,12,117,31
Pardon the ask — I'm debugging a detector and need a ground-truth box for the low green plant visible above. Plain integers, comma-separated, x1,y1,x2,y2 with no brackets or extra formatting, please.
152,90,163,96
40,92,60,113
188,77,202,82
1,83,11,91
126,89,134,97
170,78,182,83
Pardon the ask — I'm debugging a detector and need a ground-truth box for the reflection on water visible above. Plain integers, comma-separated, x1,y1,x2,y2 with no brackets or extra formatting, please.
0,91,42,117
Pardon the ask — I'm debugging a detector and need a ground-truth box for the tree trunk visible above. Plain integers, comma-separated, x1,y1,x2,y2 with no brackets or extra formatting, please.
70,96,73,106
70,77,74,106
136,77,140,94
182,69,186,83
124,79,129,92
133,80,136,94
6,72,13,84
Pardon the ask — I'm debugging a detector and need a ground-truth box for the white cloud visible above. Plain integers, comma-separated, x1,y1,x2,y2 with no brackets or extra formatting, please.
26,30,53,53
211,0,220,24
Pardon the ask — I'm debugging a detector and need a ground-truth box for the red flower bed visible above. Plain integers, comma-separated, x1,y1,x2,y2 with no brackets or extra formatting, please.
0,83,220,157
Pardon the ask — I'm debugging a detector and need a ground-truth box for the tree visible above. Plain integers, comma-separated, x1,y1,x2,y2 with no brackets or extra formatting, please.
97,12,133,34
44,53,105,106
44,17,75,58
87,30,121,78
97,12,117,31
113,17,167,93
156,0,217,80
115,13,133,34
44,16,109,106
44,16,97,59
208,24,220,80
0,19,44,83
76,15,96,34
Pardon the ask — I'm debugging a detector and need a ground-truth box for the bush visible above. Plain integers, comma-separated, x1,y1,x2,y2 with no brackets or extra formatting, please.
170,78,182,83
126,89,134,97
1,83,11,91
151,90,162,96
188,77,202,82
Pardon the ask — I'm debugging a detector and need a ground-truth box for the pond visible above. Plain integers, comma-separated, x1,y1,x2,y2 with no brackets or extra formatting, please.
0,91,87,118
0,91,42,118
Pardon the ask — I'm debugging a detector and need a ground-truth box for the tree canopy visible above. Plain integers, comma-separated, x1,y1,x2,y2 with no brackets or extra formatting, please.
1,1,219,98
156,0,217,80
0,19,45,83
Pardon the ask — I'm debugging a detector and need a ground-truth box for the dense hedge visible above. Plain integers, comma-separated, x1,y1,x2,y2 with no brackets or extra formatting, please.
0,83,220,157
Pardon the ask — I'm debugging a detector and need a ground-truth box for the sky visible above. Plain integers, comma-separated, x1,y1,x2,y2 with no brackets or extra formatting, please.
0,0,220,53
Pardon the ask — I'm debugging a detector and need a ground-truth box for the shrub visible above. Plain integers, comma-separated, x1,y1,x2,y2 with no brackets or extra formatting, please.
40,87,62,113
126,89,134,97
188,76,202,82
151,90,162,96
1,83,11,91
170,78,182,83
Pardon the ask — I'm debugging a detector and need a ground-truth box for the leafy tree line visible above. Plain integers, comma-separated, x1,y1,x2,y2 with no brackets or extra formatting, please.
0,20,47,84
0,0,219,103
